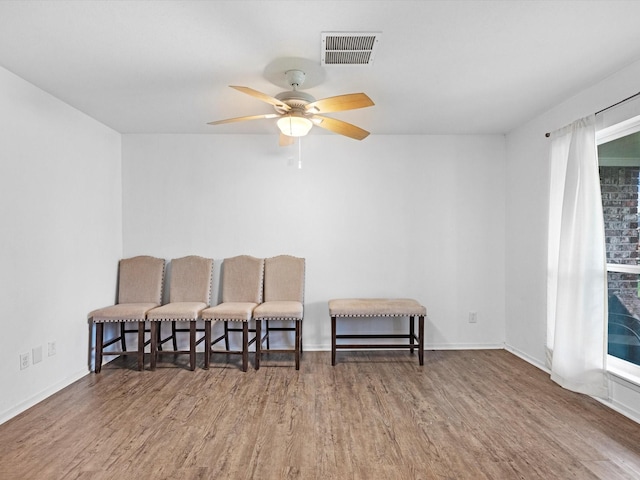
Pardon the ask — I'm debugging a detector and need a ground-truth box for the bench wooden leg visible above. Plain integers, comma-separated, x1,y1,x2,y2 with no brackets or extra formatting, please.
419,315,424,366
95,322,103,373
331,316,337,366
409,315,415,354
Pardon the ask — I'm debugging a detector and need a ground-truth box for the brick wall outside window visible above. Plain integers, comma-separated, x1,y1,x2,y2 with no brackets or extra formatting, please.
600,166,640,304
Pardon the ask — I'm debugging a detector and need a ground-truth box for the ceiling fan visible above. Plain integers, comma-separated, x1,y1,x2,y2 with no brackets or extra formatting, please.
208,69,374,146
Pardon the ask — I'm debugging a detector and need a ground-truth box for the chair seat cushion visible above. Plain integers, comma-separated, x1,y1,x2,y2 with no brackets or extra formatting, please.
89,303,159,323
253,301,303,320
146,302,208,321
201,302,258,322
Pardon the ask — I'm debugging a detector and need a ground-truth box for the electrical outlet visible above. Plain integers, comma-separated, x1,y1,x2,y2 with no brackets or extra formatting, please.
32,346,43,364
469,312,478,323
20,353,30,370
48,341,57,357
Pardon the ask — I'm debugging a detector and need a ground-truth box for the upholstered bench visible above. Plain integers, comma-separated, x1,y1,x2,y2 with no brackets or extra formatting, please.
328,298,426,366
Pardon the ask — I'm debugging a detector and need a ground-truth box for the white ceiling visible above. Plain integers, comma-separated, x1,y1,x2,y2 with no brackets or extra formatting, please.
2,0,640,136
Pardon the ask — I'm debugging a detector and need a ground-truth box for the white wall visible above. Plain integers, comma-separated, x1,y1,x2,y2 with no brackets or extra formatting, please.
0,66,122,423
505,58,640,421
4,53,638,424
122,133,506,351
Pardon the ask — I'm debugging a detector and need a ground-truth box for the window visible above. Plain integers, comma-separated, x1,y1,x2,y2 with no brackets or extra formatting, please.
598,116,640,381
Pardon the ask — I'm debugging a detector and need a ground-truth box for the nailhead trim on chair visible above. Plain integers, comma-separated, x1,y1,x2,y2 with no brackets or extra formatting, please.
147,317,198,321
253,316,303,320
93,318,148,323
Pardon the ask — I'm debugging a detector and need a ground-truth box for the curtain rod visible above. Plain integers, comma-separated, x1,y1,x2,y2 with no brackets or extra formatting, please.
544,90,640,137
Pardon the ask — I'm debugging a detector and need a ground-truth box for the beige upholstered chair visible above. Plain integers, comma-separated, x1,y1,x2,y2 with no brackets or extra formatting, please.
202,255,264,372
88,256,165,373
254,255,305,370
147,256,213,371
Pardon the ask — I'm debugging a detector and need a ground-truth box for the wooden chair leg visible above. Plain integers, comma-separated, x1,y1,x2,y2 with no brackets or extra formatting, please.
95,322,104,373
150,322,158,370
171,321,178,351
265,320,270,349
189,321,196,371
156,322,163,351
300,320,303,356
255,320,261,370
204,320,211,369
295,321,300,370
224,322,230,351
242,322,248,372
120,322,127,351
137,321,145,371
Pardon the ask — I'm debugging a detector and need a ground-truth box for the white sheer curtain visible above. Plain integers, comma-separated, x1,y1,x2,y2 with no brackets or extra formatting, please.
547,114,609,398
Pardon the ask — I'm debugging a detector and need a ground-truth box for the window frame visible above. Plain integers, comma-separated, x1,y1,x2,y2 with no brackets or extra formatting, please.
597,114,640,386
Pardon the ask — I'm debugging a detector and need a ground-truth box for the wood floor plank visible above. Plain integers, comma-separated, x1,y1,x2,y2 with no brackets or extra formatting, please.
1,350,639,479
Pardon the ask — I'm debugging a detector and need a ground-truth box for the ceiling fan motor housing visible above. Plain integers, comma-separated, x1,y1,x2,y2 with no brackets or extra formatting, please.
274,90,316,114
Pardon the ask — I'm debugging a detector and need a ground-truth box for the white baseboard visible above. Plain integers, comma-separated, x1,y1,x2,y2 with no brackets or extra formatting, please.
599,373,640,424
505,343,640,425
596,395,640,425
303,343,505,352
0,368,89,425
424,342,504,351
504,344,550,373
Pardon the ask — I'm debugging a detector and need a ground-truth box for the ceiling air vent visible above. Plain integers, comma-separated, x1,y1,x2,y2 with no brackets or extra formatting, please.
321,32,382,66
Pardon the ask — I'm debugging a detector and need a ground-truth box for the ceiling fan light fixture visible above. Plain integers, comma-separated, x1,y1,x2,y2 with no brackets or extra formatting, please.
277,115,313,137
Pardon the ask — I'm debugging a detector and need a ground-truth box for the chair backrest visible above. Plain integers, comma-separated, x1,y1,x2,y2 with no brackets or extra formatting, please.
118,256,165,304
169,256,213,304
221,255,264,303
263,255,305,302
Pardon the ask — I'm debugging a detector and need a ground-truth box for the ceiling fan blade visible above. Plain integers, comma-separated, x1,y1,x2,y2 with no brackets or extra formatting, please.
279,133,295,147
207,113,279,125
313,115,370,140
230,86,291,111
305,93,374,114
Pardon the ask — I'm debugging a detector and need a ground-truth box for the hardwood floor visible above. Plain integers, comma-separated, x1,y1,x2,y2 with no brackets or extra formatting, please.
1,350,639,479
